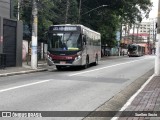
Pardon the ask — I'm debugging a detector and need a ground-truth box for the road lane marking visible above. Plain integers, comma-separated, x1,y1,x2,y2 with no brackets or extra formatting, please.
69,58,152,76
0,79,51,93
111,74,155,120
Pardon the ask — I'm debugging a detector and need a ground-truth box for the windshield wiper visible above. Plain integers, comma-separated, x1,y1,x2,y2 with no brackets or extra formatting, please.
66,32,73,42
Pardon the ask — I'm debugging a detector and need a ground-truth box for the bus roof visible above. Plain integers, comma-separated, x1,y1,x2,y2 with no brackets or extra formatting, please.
50,24,100,35
129,44,139,46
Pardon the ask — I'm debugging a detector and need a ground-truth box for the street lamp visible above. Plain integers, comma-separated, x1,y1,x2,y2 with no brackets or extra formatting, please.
81,5,108,16
78,5,109,23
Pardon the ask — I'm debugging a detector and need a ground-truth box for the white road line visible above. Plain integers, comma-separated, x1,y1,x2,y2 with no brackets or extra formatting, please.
0,79,51,93
69,58,151,76
111,74,155,120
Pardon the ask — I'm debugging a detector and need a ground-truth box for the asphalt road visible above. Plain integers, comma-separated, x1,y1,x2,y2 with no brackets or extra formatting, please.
0,55,155,120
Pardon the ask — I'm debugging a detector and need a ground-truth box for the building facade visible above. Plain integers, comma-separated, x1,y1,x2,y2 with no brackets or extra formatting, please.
0,0,10,18
139,22,156,42
121,21,155,55
0,0,23,67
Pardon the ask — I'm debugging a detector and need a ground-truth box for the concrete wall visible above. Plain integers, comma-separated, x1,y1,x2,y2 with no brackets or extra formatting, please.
0,17,3,53
0,18,23,67
0,0,10,19
16,21,23,66
0,1,23,67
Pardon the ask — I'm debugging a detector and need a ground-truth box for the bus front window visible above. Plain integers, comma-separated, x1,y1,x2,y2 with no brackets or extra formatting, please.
49,33,81,51
128,45,137,51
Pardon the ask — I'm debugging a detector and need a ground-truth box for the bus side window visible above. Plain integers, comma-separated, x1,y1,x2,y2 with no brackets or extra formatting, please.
77,37,81,48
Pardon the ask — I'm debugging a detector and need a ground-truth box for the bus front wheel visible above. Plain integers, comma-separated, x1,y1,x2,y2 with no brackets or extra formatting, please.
93,54,98,66
56,66,63,70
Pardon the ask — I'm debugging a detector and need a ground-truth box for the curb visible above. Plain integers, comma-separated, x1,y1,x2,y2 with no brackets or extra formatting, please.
0,68,48,77
83,68,154,120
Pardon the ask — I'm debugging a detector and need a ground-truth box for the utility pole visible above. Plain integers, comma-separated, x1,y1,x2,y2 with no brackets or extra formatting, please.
136,24,139,43
31,0,38,69
124,24,127,38
127,23,130,40
148,28,151,54
119,22,123,56
65,0,70,24
153,19,157,54
132,24,135,43
154,21,157,54
152,20,155,54
78,0,82,23
17,0,20,20
155,0,160,75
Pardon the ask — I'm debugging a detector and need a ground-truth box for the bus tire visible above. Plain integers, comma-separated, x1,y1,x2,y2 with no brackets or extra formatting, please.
56,66,62,70
93,54,98,66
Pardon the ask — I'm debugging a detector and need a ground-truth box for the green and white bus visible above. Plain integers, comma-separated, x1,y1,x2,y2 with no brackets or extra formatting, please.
128,44,145,57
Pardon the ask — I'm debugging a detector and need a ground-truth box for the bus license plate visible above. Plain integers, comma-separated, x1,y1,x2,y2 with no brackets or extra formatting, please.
60,61,66,64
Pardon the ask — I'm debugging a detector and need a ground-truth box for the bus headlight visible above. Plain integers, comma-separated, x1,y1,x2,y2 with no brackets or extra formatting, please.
75,55,81,60
47,51,52,60
47,55,52,60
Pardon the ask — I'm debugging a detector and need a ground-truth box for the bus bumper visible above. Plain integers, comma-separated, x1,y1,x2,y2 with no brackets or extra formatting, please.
54,58,82,66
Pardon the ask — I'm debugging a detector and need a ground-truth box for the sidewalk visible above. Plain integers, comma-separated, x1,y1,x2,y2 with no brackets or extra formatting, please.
114,74,160,120
0,56,124,77
0,60,48,77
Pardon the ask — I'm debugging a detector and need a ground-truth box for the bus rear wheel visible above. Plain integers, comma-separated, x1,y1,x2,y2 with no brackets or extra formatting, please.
93,54,98,66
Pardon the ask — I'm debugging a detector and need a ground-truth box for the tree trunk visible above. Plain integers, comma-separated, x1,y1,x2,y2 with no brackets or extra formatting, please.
65,0,70,24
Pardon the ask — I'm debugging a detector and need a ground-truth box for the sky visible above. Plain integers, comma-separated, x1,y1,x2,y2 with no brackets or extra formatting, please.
149,0,158,18
129,0,158,34
142,0,158,21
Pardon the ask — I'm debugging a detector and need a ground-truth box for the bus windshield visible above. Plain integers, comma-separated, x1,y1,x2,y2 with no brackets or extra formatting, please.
48,33,81,51
128,45,137,51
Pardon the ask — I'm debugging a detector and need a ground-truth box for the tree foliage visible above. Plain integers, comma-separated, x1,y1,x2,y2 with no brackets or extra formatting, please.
13,0,152,47
79,0,152,47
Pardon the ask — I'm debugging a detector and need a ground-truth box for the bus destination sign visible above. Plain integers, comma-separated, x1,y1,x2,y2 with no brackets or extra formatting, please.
52,26,77,31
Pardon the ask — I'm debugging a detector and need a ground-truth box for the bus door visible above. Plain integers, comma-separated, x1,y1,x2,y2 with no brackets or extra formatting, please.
82,34,87,53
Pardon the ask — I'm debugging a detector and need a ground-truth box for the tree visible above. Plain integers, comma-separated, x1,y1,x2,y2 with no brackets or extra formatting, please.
13,0,79,41
13,0,152,47
53,0,78,24
79,0,152,47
